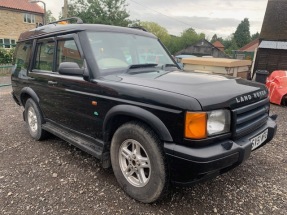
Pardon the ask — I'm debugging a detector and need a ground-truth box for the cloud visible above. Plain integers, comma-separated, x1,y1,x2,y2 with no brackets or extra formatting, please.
127,0,268,37
44,0,268,38
42,0,63,18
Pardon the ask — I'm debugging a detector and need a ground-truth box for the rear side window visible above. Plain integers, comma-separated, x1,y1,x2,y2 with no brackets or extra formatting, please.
57,39,83,70
34,40,55,72
13,42,32,76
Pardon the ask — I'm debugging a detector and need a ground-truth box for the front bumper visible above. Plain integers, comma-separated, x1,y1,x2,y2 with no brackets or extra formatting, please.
165,117,277,185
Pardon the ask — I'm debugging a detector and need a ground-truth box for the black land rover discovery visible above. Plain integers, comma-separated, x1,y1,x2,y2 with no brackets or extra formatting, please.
11,18,277,203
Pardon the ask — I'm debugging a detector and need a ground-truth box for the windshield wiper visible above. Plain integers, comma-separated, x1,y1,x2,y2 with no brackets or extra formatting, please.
128,63,158,69
127,63,159,74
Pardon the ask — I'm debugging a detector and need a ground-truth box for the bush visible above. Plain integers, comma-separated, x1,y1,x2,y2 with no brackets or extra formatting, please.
0,48,14,64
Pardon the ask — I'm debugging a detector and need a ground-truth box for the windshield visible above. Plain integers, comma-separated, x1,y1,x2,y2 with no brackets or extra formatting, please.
87,32,174,74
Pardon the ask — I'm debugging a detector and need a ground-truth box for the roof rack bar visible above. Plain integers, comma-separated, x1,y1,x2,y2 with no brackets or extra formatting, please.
129,26,148,32
48,17,83,25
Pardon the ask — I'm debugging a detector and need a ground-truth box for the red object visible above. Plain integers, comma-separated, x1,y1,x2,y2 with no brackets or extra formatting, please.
0,0,44,14
266,70,287,105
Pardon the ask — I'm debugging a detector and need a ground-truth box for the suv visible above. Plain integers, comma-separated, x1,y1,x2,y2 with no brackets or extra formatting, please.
11,18,277,203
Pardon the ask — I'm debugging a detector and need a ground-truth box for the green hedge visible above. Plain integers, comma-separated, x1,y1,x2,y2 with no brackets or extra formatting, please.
0,48,14,64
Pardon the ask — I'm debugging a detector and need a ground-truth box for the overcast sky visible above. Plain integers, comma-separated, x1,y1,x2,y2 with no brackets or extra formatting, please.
41,0,269,39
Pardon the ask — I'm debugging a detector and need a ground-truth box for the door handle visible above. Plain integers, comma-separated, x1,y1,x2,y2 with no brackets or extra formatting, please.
48,81,58,85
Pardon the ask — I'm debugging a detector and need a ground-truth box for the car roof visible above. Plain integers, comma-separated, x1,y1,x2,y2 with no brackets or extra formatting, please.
18,23,157,42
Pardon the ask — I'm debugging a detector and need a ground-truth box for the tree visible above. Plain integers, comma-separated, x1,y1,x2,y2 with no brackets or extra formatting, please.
140,22,171,46
178,28,205,51
221,34,238,56
45,10,56,24
210,34,218,44
166,35,181,55
251,32,260,40
234,18,251,48
68,0,131,27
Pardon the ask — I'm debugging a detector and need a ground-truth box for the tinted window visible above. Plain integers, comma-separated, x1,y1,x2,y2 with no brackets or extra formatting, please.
34,41,55,71
13,42,32,76
57,39,83,70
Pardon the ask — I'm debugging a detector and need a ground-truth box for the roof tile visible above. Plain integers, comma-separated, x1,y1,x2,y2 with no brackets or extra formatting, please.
0,0,44,14
239,39,259,51
212,40,225,48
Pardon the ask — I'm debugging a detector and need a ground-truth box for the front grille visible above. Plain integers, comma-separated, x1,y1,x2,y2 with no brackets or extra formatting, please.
232,98,269,139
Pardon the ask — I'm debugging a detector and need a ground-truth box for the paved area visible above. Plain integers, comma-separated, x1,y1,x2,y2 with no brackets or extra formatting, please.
0,78,286,214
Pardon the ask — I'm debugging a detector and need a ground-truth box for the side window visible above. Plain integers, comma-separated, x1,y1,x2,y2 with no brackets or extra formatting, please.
34,41,55,71
23,13,35,24
57,39,83,70
13,42,32,76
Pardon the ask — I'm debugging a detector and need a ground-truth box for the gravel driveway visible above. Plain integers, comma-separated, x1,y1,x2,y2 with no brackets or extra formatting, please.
0,81,286,214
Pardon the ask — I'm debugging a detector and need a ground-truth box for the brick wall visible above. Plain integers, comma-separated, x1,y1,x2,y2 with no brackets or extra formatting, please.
0,8,43,41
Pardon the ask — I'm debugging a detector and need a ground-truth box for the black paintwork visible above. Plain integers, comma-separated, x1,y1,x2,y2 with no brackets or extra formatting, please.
11,23,277,184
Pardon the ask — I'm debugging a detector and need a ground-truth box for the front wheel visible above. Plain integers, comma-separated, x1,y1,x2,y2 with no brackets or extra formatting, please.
110,121,169,203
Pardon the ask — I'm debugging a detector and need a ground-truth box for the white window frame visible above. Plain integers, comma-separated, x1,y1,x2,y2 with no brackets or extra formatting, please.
23,13,36,24
0,38,16,49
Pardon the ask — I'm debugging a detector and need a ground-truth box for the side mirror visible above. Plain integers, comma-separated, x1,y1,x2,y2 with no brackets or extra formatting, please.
58,62,84,76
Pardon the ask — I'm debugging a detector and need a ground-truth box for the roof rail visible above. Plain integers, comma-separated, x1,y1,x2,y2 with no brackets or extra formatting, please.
48,17,83,25
129,26,148,32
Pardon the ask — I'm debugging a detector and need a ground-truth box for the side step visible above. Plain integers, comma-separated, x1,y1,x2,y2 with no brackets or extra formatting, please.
42,122,103,160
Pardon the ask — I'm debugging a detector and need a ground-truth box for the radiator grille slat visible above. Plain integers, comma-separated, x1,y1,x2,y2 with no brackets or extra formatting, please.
232,98,269,139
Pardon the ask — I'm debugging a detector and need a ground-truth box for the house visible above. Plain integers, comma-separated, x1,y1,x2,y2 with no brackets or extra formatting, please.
253,0,287,75
233,39,259,60
176,39,229,58
239,39,260,52
212,40,225,52
0,0,44,48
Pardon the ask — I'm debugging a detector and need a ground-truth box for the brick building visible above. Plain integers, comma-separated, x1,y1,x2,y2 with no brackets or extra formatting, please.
0,0,44,48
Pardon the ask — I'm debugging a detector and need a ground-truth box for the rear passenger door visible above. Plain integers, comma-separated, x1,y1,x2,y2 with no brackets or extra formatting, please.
29,38,59,120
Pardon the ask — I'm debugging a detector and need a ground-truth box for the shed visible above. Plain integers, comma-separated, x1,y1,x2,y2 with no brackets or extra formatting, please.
176,39,229,58
233,39,259,60
253,0,287,76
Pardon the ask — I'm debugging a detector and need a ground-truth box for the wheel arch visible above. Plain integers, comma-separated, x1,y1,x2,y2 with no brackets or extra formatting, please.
20,87,40,106
103,105,173,143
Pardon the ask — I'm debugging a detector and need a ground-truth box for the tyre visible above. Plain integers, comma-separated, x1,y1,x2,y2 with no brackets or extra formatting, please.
110,121,169,203
25,98,48,140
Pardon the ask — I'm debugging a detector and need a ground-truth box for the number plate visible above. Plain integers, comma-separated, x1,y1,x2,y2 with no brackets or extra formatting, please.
251,129,268,151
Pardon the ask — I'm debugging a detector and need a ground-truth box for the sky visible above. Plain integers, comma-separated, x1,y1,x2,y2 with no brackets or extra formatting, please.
41,0,269,39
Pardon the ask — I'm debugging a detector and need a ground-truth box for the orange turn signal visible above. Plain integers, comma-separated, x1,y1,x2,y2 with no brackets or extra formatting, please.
58,21,68,25
185,112,207,139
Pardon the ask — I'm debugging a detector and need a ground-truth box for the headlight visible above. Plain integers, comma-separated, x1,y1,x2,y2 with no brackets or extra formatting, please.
207,110,230,136
185,109,230,139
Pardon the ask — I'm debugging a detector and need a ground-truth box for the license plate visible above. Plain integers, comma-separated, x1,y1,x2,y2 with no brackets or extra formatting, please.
251,129,268,151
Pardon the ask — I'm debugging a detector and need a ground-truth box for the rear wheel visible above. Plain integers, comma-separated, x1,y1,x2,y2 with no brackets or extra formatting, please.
110,121,168,203
25,98,48,140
